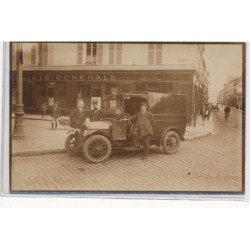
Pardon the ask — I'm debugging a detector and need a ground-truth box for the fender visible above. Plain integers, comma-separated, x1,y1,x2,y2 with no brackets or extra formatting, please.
160,127,185,142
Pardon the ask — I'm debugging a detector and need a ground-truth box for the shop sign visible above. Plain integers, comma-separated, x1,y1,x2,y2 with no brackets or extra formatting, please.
11,71,193,82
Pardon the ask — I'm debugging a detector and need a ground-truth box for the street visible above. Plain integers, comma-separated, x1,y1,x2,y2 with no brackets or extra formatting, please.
11,108,243,192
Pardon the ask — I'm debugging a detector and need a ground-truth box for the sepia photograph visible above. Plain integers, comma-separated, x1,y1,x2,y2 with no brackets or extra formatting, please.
9,42,245,193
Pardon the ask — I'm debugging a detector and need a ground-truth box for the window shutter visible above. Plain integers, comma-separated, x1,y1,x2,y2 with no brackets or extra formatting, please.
148,44,155,64
156,44,162,64
77,43,83,64
109,43,115,64
116,43,122,64
42,43,48,66
31,45,36,66
86,43,91,63
97,43,103,64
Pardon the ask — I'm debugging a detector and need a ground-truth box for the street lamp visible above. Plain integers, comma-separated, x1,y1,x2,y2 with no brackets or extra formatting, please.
12,43,25,139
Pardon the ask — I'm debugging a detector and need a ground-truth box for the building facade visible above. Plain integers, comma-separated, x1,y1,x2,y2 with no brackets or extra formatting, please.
219,76,242,109
11,42,209,124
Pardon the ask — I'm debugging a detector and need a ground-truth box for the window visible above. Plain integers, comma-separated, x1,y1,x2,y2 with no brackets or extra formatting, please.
116,43,122,64
148,44,154,64
91,83,102,96
31,45,37,66
109,44,115,64
37,83,47,97
121,84,131,93
77,43,83,64
56,83,67,96
148,44,162,64
38,43,48,66
109,43,122,65
97,43,103,64
86,43,97,64
156,44,162,64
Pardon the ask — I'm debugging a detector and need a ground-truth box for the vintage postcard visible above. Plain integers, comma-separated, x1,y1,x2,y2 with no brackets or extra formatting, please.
3,42,245,196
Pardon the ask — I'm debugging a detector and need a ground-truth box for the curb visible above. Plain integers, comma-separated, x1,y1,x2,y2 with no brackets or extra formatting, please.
12,132,212,157
184,131,211,141
12,149,66,157
11,116,52,122
11,115,70,122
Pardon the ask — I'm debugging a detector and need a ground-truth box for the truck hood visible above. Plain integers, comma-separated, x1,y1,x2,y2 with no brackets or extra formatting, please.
85,120,112,130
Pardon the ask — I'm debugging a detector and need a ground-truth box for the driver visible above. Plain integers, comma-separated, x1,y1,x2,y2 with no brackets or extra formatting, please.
128,102,155,159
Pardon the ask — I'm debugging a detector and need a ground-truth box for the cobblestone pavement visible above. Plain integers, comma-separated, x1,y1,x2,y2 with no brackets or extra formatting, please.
11,109,243,192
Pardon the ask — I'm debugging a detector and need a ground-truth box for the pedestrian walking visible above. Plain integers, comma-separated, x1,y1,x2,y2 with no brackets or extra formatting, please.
206,103,212,120
201,105,208,125
41,102,47,118
128,102,155,159
51,101,61,130
90,100,102,121
224,104,231,121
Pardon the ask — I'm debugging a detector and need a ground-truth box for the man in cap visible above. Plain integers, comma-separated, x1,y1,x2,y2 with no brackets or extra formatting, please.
69,100,87,141
90,99,103,122
129,102,155,159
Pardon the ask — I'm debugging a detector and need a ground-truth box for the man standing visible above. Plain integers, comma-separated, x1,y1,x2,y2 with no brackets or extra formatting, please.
70,100,86,141
70,100,86,128
90,100,102,121
129,102,155,159
51,101,61,130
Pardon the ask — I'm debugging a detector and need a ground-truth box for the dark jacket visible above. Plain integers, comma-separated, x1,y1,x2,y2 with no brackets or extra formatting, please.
224,106,231,113
70,108,86,128
129,111,155,136
51,105,61,119
90,109,102,122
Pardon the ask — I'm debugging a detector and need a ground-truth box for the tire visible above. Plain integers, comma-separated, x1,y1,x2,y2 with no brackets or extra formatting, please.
162,131,180,154
65,133,82,156
83,135,112,163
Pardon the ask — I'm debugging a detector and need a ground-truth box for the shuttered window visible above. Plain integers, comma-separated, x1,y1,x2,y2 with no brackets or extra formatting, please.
86,43,97,63
38,43,48,66
31,45,37,66
109,43,122,65
116,43,122,64
148,44,162,64
42,43,48,66
109,43,115,64
97,43,103,64
77,43,83,64
156,44,162,64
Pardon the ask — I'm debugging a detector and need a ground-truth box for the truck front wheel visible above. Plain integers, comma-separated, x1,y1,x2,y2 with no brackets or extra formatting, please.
162,131,180,154
83,135,112,163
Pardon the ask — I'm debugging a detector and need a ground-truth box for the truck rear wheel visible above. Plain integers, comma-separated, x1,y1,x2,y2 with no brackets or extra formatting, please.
83,135,112,163
162,131,180,154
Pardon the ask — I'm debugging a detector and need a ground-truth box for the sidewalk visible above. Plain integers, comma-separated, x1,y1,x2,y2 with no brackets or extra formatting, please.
11,114,213,156
184,116,213,141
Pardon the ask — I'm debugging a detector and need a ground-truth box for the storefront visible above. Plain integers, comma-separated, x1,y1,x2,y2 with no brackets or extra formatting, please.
11,69,203,123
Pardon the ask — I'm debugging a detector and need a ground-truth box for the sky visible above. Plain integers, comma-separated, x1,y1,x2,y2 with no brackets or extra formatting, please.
204,44,243,102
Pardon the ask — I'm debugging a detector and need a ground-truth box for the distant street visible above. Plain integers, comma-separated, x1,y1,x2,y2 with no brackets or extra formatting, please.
11,108,243,192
